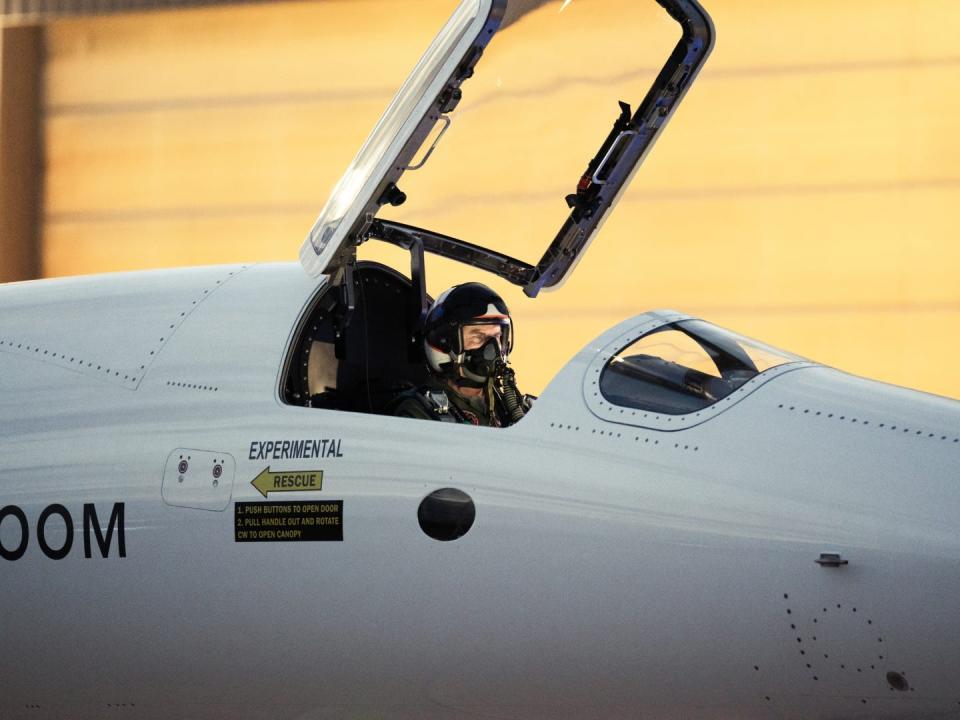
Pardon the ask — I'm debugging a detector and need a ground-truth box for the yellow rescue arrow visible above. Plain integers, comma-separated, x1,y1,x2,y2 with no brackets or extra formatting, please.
251,467,324,498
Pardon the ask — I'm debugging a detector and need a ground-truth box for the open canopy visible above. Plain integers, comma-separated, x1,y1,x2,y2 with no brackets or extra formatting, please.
300,0,714,298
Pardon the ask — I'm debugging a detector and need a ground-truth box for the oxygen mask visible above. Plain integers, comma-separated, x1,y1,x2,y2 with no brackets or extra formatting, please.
462,335,508,382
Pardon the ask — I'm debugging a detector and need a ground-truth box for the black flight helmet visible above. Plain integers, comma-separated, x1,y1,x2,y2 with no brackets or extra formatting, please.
423,283,513,386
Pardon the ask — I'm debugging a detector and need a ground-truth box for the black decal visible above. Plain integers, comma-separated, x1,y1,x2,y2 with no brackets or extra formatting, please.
83,503,126,559
234,501,343,542
37,504,74,560
0,506,29,561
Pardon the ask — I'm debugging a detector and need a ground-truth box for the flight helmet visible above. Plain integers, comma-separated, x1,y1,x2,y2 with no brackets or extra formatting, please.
423,283,513,386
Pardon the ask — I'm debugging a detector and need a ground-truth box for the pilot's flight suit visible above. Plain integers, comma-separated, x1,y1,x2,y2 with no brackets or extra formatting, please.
390,379,513,427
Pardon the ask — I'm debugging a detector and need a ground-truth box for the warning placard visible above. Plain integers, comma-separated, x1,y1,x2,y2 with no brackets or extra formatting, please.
234,501,343,542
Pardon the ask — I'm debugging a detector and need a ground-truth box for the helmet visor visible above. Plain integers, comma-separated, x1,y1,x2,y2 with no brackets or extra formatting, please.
458,317,513,356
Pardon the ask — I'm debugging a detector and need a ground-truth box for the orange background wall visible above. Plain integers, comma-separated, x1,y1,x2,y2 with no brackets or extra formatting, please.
41,0,960,397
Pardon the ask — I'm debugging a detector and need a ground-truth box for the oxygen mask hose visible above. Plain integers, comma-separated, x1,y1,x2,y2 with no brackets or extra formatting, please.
496,363,526,424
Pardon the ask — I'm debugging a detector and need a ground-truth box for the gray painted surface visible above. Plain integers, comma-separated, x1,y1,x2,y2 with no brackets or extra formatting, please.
1,262,959,718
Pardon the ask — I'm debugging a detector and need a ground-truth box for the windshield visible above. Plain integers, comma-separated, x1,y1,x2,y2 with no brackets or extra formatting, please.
302,0,492,277
600,319,803,415
378,0,703,293
301,0,713,296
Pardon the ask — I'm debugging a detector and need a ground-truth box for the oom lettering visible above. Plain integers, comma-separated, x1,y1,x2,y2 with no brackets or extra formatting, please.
0,503,126,561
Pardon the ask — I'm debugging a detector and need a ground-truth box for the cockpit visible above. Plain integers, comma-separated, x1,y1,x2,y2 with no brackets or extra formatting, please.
280,265,806,431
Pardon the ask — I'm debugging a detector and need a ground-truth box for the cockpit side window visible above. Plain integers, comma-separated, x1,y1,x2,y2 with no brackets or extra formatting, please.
599,320,802,415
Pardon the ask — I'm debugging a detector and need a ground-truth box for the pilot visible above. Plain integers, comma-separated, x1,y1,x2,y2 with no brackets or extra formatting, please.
391,283,531,426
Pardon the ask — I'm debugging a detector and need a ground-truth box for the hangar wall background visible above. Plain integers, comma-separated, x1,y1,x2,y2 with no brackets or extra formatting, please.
14,0,960,396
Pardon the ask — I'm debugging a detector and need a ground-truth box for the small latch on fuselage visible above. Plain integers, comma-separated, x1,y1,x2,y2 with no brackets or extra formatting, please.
815,552,849,567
